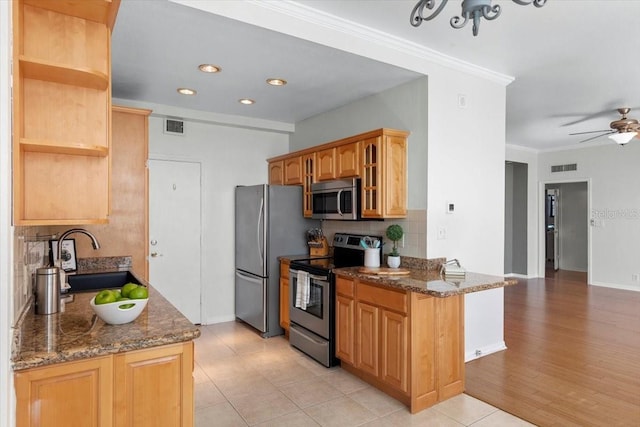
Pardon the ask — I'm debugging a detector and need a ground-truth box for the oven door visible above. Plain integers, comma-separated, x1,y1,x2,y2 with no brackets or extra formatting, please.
289,268,331,339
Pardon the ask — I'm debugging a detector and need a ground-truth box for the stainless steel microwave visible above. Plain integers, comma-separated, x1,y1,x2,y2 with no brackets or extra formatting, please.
311,178,361,220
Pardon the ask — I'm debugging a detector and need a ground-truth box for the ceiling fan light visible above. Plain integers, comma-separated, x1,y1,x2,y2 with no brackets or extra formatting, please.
608,132,637,145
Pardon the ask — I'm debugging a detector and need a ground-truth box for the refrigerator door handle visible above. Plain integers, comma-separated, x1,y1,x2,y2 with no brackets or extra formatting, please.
257,196,264,268
235,270,264,284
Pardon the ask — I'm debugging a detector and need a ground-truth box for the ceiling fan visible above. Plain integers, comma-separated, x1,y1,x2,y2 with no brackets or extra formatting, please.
570,107,640,145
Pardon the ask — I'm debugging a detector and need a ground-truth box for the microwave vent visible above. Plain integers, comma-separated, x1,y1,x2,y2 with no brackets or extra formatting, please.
164,118,185,136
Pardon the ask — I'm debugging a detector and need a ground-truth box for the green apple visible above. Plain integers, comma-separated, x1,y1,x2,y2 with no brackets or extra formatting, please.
128,286,148,300
94,289,116,305
121,282,139,298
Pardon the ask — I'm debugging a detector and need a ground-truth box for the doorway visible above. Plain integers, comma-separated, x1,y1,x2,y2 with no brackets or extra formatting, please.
541,181,589,281
148,159,202,324
504,161,528,275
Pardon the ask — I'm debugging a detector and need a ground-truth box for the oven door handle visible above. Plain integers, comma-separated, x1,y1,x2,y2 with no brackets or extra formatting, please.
290,268,329,282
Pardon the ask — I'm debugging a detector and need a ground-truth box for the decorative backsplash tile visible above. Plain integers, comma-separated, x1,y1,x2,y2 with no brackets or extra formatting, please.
321,209,427,258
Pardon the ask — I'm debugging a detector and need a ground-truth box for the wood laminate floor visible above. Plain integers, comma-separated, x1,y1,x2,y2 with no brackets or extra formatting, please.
465,272,640,427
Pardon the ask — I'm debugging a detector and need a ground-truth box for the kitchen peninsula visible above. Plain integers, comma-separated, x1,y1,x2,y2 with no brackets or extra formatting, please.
333,258,516,414
12,269,200,426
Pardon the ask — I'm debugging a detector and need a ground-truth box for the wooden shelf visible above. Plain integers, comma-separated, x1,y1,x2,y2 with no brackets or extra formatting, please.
23,0,120,29
20,138,108,157
20,56,109,90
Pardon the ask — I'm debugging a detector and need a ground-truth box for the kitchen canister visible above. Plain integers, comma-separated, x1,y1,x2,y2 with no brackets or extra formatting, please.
364,248,381,268
35,267,60,315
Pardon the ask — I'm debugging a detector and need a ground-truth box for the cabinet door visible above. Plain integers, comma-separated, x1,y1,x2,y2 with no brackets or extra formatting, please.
15,356,113,427
114,342,194,427
315,147,336,181
356,302,379,377
380,309,408,393
269,161,284,185
284,156,303,185
361,137,382,217
381,134,407,217
302,154,315,217
436,295,465,401
336,142,360,178
280,261,290,331
336,294,355,364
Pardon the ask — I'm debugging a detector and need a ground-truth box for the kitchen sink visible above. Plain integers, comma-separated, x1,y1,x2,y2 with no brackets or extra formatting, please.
66,271,141,293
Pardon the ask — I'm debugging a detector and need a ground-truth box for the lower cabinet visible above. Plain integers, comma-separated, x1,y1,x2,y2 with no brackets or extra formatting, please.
279,260,290,333
15,342,194,427
335,275,463,413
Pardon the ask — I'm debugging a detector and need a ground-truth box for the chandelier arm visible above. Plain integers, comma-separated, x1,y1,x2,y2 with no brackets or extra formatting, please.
450,13,470,30
480,4,501,21
410,0,449,27
512,0,547,7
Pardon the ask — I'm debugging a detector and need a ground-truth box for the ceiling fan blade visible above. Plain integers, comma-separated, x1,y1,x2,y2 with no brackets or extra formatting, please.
578,131,614,143
569,129,612,136
560,106,640,127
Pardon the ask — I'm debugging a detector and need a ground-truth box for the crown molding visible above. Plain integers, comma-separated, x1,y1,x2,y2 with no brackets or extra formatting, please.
172,0,514,86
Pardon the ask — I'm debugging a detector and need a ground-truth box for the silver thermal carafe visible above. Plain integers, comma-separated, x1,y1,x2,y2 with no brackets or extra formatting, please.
35,267,60,315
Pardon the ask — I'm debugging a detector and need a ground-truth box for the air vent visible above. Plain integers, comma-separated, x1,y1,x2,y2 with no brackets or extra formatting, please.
163,118,185,136
551,163,577,173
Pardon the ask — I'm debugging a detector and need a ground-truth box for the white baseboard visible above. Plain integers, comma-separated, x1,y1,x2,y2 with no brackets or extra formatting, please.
203,314,236,326
589,281,640,292
465,341,507,362
505,273,536,279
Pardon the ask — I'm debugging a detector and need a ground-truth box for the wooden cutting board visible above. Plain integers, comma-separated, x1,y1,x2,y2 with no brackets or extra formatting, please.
358,267,411,276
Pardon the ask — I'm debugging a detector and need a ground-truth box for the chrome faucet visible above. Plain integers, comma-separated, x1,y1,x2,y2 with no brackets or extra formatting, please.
55,228,101,291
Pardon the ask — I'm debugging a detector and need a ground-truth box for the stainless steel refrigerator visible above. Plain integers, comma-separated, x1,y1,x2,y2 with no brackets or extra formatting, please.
235,184,319,337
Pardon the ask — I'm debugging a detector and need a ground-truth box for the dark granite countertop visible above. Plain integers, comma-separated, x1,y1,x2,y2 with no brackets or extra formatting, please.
11,270,200,371
334,267,516,297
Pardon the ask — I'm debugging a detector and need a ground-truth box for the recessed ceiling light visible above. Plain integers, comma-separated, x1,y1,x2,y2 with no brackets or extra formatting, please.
198,64,221,73
177,88,197,96
239,98,255,105
266,78,287,86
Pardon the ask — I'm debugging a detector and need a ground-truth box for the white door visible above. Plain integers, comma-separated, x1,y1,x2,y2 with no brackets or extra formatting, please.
149,159,202,324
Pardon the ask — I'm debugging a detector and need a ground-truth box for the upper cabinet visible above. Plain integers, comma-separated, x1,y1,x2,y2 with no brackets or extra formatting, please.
12,0,121,225
267,129,409,219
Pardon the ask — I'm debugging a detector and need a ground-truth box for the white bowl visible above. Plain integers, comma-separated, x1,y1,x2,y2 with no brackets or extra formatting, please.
90,295,148,325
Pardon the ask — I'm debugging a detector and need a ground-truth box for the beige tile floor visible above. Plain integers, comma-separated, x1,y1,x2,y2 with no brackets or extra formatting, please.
194,321,534,427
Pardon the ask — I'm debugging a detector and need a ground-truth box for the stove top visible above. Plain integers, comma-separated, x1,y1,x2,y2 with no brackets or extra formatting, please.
290,233,383,276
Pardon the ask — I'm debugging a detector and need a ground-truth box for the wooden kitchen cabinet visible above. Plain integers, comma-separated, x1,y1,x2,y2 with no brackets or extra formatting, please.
315,147,336,181
113,342,194,427
335,275,462,413
268,160,284,185
336,141,360,178
15,342,194,427
302,153,315,217
12,0,120,225
266,128,408,218
15,356,114,427
279,260,290,333
361,131,407,218
284,156,303,185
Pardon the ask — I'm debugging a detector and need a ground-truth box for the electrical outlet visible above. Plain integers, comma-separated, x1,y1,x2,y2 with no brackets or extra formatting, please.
632,274,640,282
401,235,405,248
437,226,447,240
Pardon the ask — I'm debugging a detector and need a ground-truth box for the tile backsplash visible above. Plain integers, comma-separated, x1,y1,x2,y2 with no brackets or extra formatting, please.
321,209,426,258
13,226,55,325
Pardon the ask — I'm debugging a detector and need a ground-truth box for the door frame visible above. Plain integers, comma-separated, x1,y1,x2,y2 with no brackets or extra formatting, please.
148,154,204,323
538,178,591,283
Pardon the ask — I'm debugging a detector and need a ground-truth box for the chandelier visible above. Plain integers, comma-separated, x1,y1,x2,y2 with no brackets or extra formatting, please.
410,0,547,36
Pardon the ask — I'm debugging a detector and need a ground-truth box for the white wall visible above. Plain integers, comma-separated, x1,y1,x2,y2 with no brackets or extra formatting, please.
1,1,15,424
291,77,428,210
539,144,640,290
506,145,540,278
554,182,588,272
426,66,508,360
114,99,291,324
